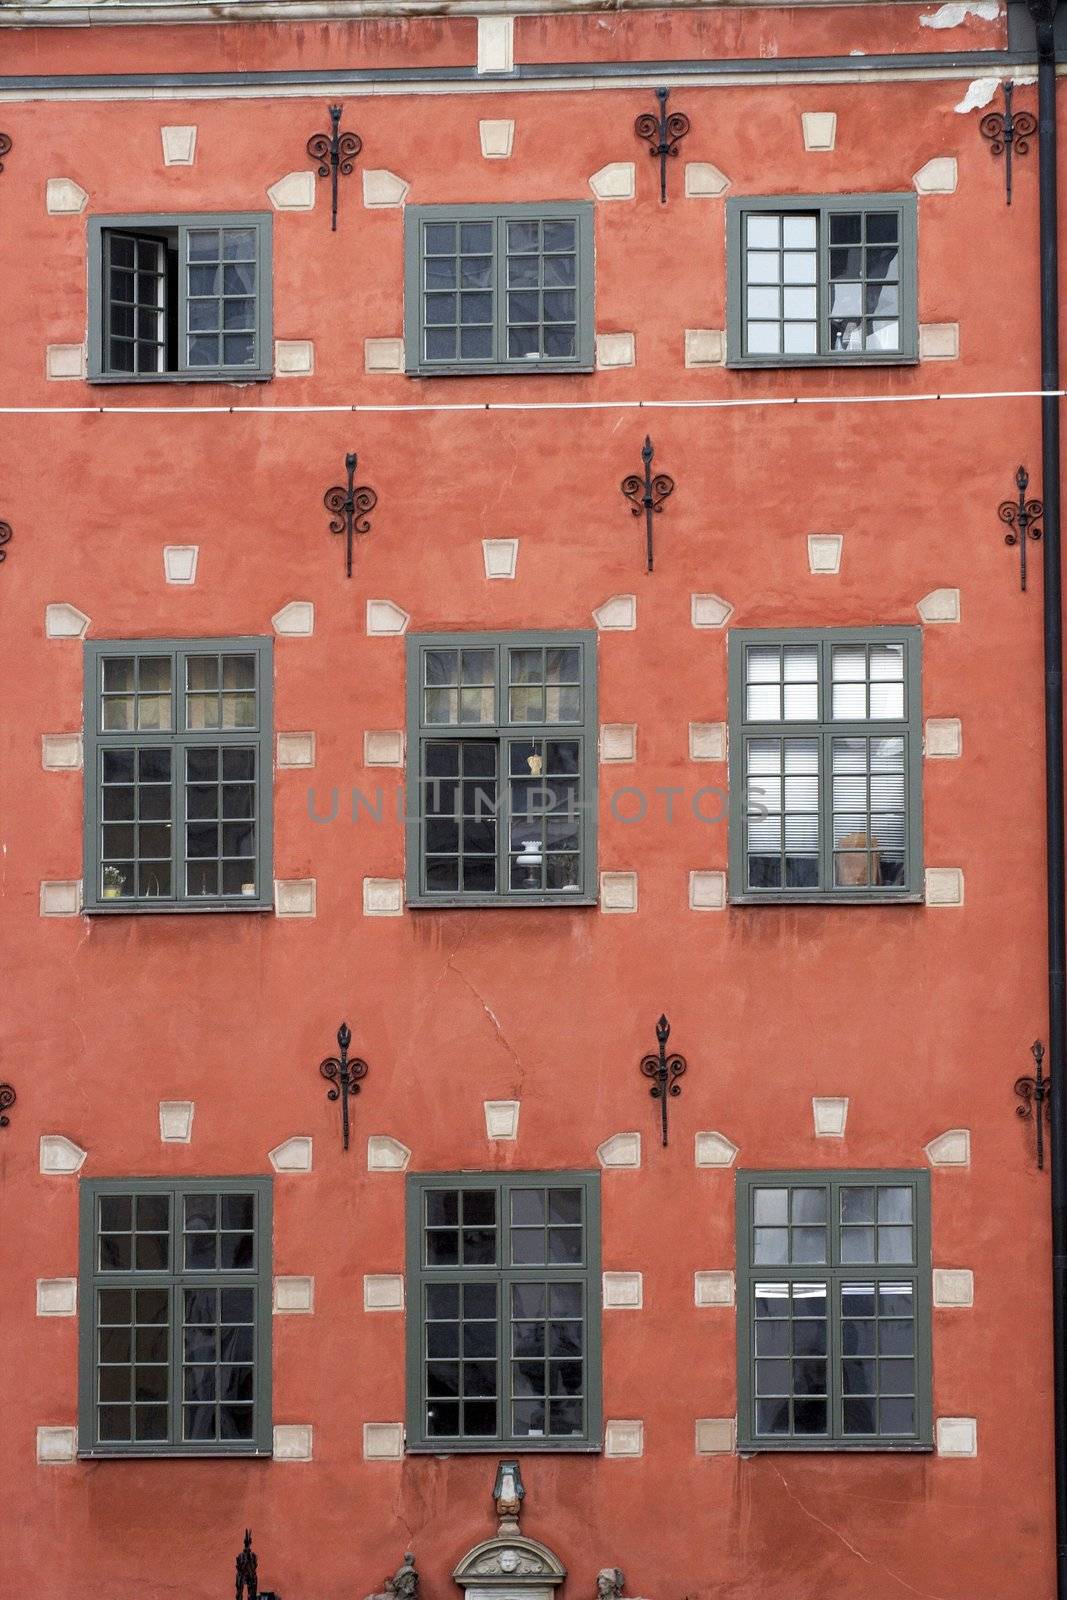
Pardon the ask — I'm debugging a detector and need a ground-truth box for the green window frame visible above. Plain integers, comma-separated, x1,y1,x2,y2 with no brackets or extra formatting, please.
404,203,595,376
83,636,273,913
736,1169,932,1452
725,194,917,368
727,626,923,904
78,1177,273,1458
405,630,597,907
405,1171,602,1453
87,212,273,383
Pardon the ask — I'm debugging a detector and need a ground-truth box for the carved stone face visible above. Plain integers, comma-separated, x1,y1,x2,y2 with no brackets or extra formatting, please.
500,1551,519,1573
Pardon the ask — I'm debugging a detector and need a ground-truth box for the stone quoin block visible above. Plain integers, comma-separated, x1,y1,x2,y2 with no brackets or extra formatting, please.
689,872,727,911
937,1417,977,1457
695,1272,735,1307
689,723,727,761
46,178,88,214
363,1422,404,1459
159,1101,194,1143
364,731,404,767
362,170,409,208
589,163,636,201
37,1428,77,1464
919,323,960,359
692,594,734,629
813,1097,849,1137
483,539,519,579
273,1424,313,1460
40,1136,87,1174
273,1276,314,1314
925,868,964,906
363,878,403,917
477,14,513,73
604,1420,644,1457
600,724,637,763
271,601,314,636
365,338,405,373
925,1128,971,1167
603,1272,643,1309
596,333,636,369
479,120,515,158
274,879,316,917
696,1131,739,1168
40,882,82,917
37,1279,78,1317
484,1101,520,1140
685,329,725,367
163,546,198,585
597,1132,641,1169
925,718,963,758
269,1137,313,1173
267,171,315,211
277,733,316,768
695,1418,736,1454
801,112,837,150
41,735,83,770
367,1136,411,1172
934,1269,974,1307
808,534,843,574
45,603,90,639
366,600,410,636
684,163,730,197
274,340,314,377
364,1275,405,1311
46,344,87,380
914,156,958,194
600,871,638,913
917,588,961,623
593,595,637,631
161,125,197,165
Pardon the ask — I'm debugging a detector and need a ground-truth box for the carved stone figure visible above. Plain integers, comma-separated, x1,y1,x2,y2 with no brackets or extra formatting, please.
235,1530,258,1600
596,1568,625,1600
366,1551,418,1600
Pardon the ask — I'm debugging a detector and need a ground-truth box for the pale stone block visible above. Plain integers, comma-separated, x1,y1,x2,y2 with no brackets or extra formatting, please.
801,112,837,151
366,599,410,636
690,723,727,761
926,718,963,758
692,594,733,629
363,1422,404,1459
808,534,843,574
45,603,89,639
925,1128,970,1167
603,1271,643,1309
593,594,637,631
363,878,403,917
694,1271,735,1307
483,539,518,579
684,329,725,367
364,1274,405,1311
269,1136,313,1173
277,732,316,768
605,1420,643,1457
46,178,88,214
273,1276,314,1314
589,162,636,201
267,171,315,211
159,1101,194,1143
46,344,87,380
597,1132,641,1169
596,332,636,369
161,125,197,165
364,730,404,767
40,1135,87,1174
367,1135,411,1172
273,1424,313,1460
917,587,961,623
274,340,314,377
936,1417,977,1457
925,867,964,906
813,1096,849,1137
275,879,316,917
696,1131,739,1168
479,119,514,158
600,724,637,763
163,545,198,585
477,14,513,73
362,170,409,208
41,734,82,771
600,871,638,913
365,338,405,373
37,1279,77,1316
934,1268,974,1307
40,881,81,917
695,1417,736,1454
689,871,727,911
485,1100,520,1140
914,156,958,194
920,322,960,359
272,601,314,636
684,162,730,198
37,1427,77,1464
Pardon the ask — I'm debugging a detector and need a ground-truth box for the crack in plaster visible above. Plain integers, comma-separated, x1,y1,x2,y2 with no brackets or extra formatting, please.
446,951,524,1093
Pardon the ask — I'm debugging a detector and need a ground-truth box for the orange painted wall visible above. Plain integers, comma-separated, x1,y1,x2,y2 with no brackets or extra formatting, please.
0,7,1057,1599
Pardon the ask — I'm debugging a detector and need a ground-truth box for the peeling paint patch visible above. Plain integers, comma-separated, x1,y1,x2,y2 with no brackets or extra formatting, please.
921,2,999,28
954,77,1001,113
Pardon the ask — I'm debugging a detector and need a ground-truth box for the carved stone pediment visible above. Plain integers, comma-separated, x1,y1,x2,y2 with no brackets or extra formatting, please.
453,1536,566,1590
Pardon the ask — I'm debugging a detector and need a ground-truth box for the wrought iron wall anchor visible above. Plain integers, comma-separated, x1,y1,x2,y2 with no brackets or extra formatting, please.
236,1530,258,1600
0,1083,15,1129
0,522,11,567
0,134,11,174
324,451,378,577
634,87,690,204
1015,1039,1050,1170
307,105,363,231
639,1014,687,1147
998,465,1043,591
319,1021,370,1152
621,436,675,571
980,81,1036,207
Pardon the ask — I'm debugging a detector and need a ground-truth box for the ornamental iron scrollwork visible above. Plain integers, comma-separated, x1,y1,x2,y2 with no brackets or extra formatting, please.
634,87,690,204
235,1530,258,1600
324,451,378,577
0,522,11,568
0,1083,15,1129
307,104,363,231
639,1014,687,1147
980,80,1036,207
0,134,11,174
319,1020,370,1152
1016,1039,1051,1171
621,435,674,572
998,465,1043,592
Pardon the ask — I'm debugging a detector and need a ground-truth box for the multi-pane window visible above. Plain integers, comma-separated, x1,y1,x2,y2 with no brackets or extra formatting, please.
736,1171,931,1451
405,1172,601,1452
88,214,273,382
404,204,594,375
83,637,273,911
726,195,917,366
405,631,597,905
728,628,922,902
78,1179,272,1457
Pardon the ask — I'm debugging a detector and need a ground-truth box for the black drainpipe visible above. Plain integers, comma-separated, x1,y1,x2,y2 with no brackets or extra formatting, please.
1028,2,1067,1593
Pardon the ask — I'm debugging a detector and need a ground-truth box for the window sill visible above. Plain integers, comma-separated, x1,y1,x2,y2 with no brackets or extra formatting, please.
728,892,924,907
406,895,598,910
78,1447,273,1460
738,1440,933,1455
84,901,275,915
86,372,273,386
406,363,594,380
406,1441,601,1455
725,354,919,371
